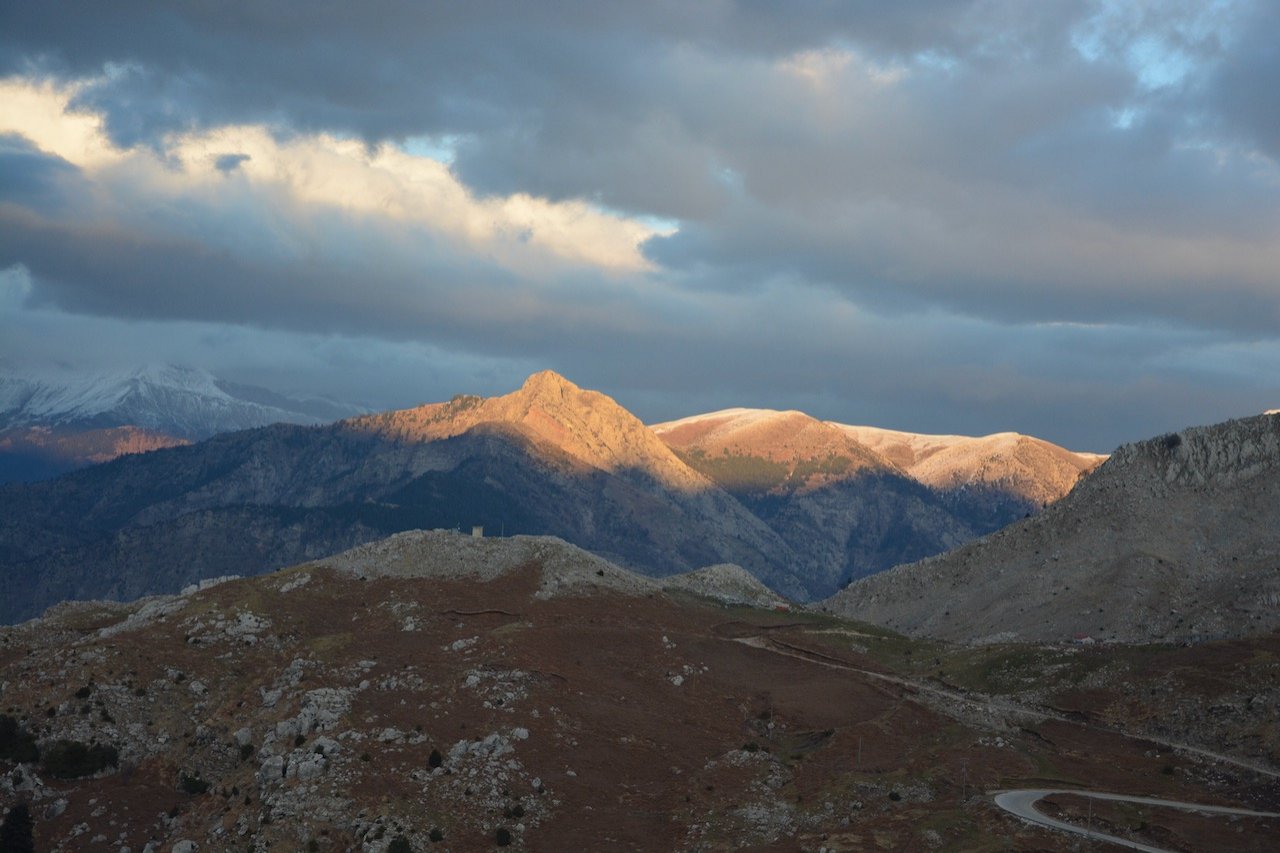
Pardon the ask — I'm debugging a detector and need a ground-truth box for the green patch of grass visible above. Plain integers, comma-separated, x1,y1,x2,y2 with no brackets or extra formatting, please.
675,448,790,494
785,453,854,487
307,633,354,662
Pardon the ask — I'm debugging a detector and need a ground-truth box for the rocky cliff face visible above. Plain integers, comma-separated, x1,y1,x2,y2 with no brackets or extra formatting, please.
824,413,1280,644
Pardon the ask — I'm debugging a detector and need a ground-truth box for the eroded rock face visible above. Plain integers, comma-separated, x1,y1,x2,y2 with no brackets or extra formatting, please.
824,413,1280,644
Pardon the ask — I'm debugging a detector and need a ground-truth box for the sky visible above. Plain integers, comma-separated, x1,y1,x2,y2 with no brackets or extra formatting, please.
1,1,1277,451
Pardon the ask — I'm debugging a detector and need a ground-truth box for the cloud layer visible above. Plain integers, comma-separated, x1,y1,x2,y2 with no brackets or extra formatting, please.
0,1,1277,450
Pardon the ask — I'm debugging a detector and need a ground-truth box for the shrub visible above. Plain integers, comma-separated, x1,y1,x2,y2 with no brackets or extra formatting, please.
239,743,254,761
495,828,512,847
888,791,901,802
428,748,442,768
40,740,118,779
0,715,39,764
387,837,413,853
179,773,210,795
428,827,444,843
307,840,320,852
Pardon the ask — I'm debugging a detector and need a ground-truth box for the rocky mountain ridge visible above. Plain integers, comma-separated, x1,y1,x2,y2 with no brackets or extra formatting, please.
0,373,811,623
0,371,1127,624
353,370,709,491
824,413,1280,644
653,406,1104,591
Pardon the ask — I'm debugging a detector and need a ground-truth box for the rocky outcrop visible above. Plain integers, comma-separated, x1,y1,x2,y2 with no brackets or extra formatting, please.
662,563,788,609
320,529,662,599
824,413,1280,644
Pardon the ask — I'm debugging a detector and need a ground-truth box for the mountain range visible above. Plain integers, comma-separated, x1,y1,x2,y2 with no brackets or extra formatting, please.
0,364,367,482
653,408,1102,589
0,370,1100,623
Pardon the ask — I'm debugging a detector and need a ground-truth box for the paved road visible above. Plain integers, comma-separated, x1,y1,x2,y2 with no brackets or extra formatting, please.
993,788,1280,852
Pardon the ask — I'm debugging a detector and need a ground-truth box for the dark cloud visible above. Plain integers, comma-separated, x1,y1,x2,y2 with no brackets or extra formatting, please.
213,153,250,173
0,135,78,211
1205,3,1280,160
0,1,1277,449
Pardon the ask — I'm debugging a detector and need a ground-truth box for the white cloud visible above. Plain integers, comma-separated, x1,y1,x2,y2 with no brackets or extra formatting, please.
1,77,664,277
0,77,123,168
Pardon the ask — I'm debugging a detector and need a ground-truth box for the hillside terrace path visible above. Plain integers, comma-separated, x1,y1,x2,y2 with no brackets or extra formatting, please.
728,631,1280,849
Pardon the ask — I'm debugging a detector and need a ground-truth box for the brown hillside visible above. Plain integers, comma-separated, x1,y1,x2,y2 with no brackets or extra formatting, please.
2,533,1275,850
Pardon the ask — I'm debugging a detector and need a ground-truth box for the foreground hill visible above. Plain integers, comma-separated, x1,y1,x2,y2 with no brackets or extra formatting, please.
824,413,1280,644
0,532,1275,850
0,365,366,482
0,372,803,623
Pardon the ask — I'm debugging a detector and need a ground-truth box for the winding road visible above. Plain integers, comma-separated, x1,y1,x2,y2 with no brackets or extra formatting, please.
993,789,1280,852
728,632,1280,849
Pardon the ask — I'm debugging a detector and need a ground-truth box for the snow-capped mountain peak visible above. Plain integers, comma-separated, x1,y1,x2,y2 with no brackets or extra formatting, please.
0,364,365,440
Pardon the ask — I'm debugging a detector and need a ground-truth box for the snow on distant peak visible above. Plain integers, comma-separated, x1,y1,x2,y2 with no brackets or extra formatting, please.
650,407,805,433
0,364,360,439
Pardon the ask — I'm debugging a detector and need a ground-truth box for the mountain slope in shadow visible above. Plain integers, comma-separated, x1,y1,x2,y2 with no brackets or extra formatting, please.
0,373,803,623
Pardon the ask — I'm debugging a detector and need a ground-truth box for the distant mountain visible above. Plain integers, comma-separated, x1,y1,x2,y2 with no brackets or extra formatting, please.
652,408,977,593
0,425,189,482
0,370,1121,624
0,364,367,482
823,413,1280,644
0,371,807,623
830,423,1105,530
831,423,1105,503
651,408,1102,592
